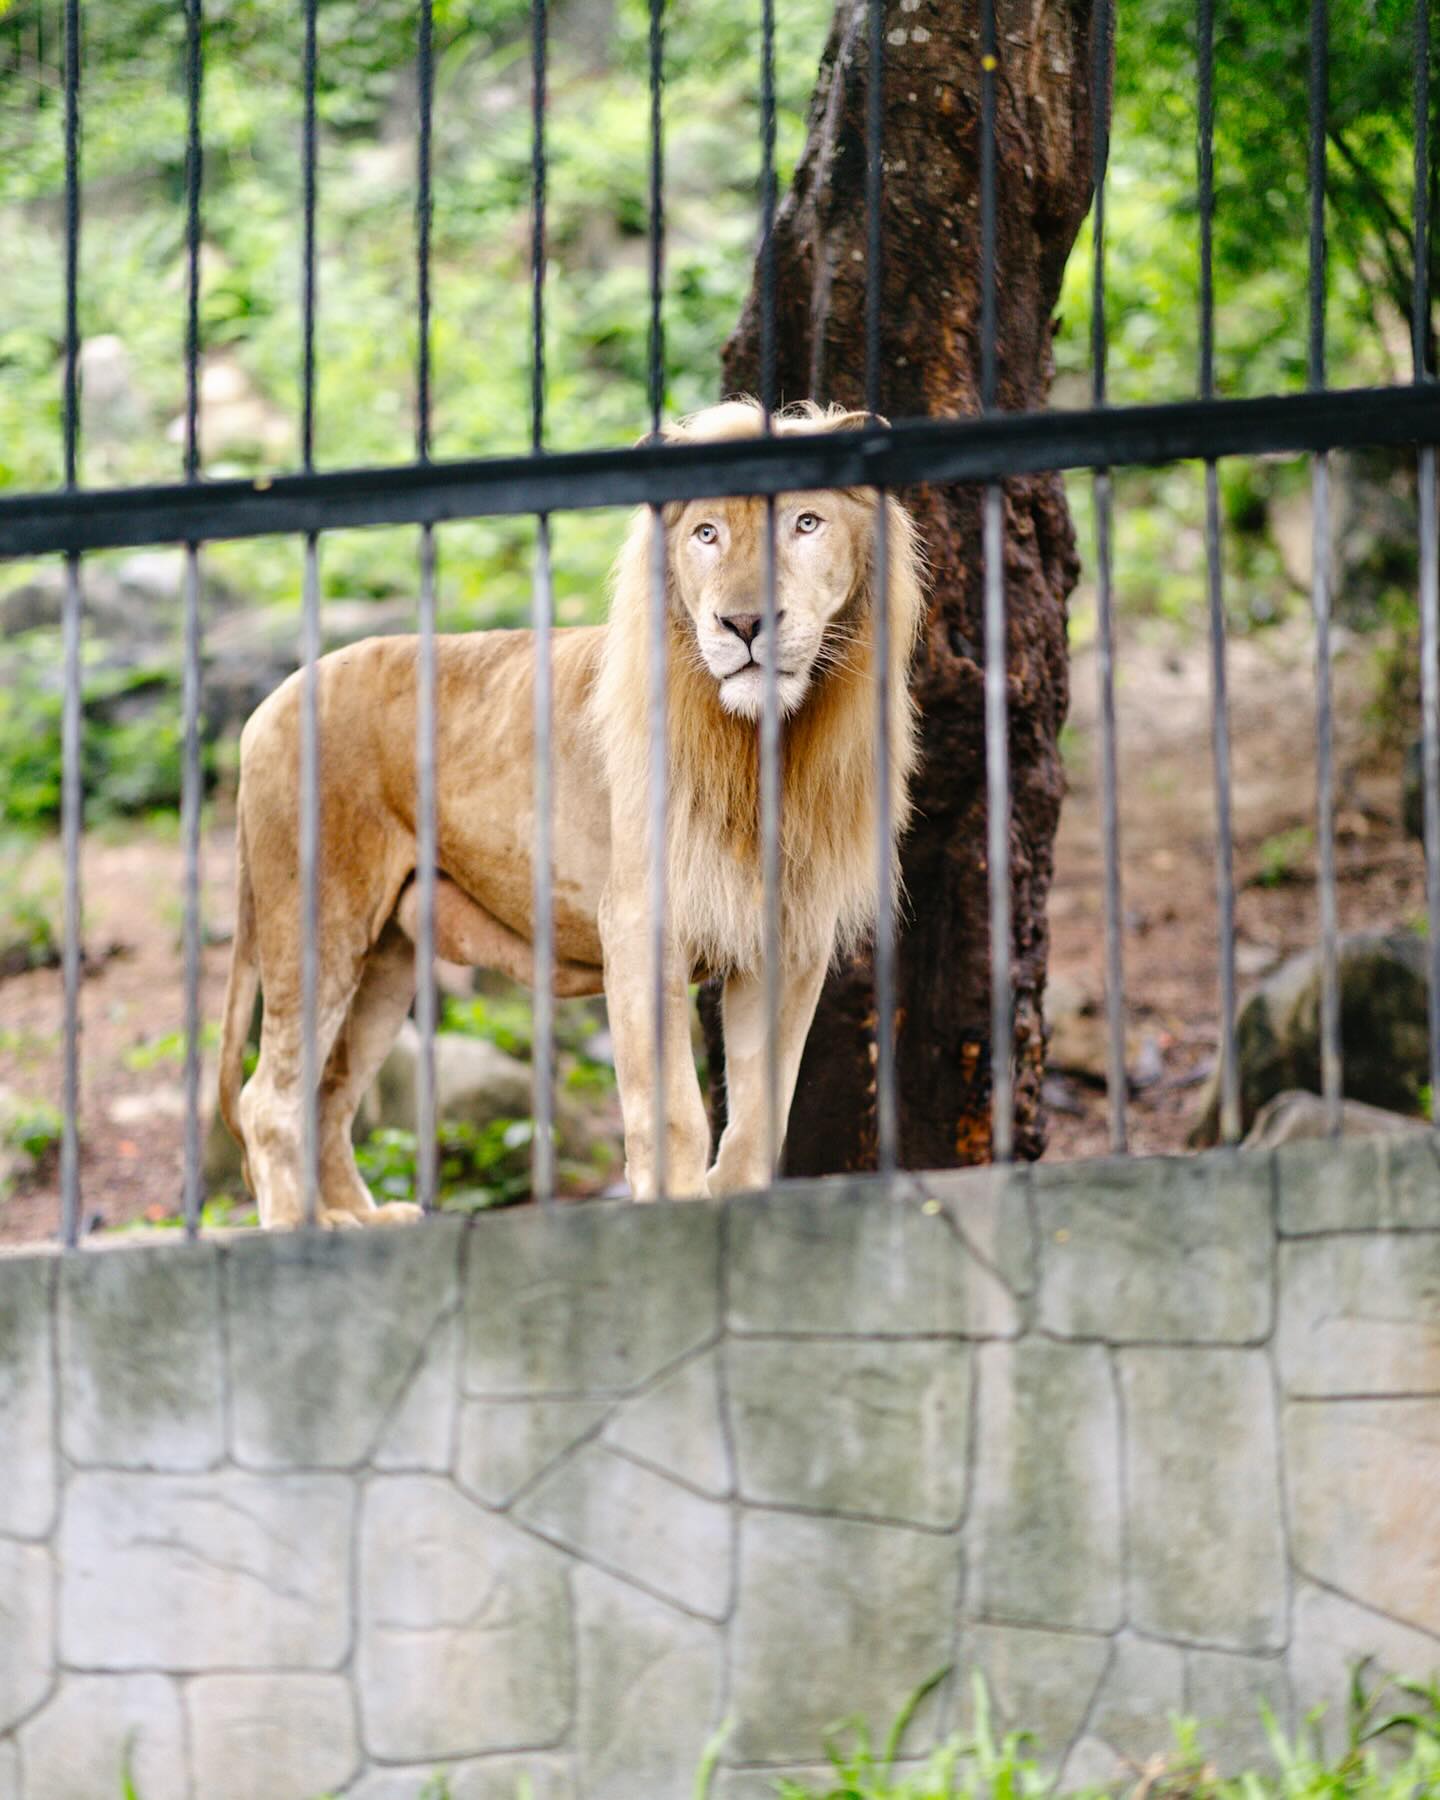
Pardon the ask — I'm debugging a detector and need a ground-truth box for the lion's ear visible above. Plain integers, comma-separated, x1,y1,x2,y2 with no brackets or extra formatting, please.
814,406,889,434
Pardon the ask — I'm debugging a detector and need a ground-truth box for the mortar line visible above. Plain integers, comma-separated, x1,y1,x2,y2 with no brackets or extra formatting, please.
503,1512,727,1627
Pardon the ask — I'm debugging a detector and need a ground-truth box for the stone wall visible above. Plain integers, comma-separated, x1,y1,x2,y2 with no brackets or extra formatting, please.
2,1135,1439,1799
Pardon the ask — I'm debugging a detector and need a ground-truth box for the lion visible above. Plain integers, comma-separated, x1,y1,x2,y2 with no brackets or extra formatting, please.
217,399,925,1227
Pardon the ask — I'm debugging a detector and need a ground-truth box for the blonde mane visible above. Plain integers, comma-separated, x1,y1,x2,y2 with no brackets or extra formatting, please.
590,399,926,976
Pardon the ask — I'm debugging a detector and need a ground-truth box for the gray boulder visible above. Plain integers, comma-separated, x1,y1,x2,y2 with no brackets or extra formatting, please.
1192,931,1430,1146
1242,1089,1431,1149
373,1022,533,1136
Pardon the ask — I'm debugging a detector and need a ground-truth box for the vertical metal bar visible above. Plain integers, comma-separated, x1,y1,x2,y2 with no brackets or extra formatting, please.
1090,0,1126,1154
59,0,82,1248
1308,0,1342,1133
414,0,439,1213
1198,0,1241,1146
979,0,1011,1162
1415,0,1439,1123
180,0,205,1236
529,0,556,1204
758,0,782,1179
646,0,669,1197
866,0,897,1177
298,0,321,1224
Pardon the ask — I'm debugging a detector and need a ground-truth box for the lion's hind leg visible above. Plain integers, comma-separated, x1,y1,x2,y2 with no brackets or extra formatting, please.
317,920,423,1227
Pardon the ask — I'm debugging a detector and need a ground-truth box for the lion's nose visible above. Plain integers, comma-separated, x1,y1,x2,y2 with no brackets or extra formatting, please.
720,611,783,647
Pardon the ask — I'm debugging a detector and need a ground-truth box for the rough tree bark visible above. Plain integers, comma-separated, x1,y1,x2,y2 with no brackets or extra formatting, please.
708,0,1102,1169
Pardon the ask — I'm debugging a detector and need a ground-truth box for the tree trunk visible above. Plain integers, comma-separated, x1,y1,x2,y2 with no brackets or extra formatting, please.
708,0,1102,1170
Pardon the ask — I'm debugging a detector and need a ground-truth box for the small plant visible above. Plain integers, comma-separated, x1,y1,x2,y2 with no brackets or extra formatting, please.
122,1022,221,1073
354,1117,537,1210
1,1096,63,1162
1254,824,1314,889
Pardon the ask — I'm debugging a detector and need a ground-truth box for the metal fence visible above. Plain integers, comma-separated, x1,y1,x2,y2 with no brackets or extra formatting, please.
1,0,1438,1243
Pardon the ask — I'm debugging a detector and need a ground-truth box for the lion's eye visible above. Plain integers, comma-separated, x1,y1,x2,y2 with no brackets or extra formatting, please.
795,512,822,534
694,522,719,545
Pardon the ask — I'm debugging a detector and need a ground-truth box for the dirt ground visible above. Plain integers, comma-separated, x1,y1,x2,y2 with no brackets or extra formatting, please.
0,611,1423,1246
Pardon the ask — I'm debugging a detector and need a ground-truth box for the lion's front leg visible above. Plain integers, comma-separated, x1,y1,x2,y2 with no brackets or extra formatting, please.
599,887,710,1200
707,957,830,1195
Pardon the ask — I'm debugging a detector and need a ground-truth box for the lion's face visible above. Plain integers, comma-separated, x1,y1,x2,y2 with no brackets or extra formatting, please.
669,491,872,719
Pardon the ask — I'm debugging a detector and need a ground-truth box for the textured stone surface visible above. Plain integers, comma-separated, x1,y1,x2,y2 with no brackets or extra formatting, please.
921,1163,1038,1295
456,1397,609,1507
227,1222,460,1467
58,1470,352,1670
728,1181,1020,1336
59,1242,223,1471
1290,1581,1440,1754
1278,1133,1440,1233
1122,1349,1287,1650
349,1759,576,1800
969,1340,1122,1631
959,1624,1111,1773
0,1256,55,1538
1279,1235,1440,1396
0,1739,15,1800
515,1440,730,1619
373,1313,461,1471
1035,1153,1272,1343
573,1564,723,1800
357,1475,571,1761
713,1767,928,1800
18,1674,186,1800
729,1338,970,1527
603,1350,731,1497
1287,1399,1440,1635
1186,1650,1293,1771
464,1202,719,1395
189,1674,359,1800
730,1512,958,1763
0,1540,52,1734
1087,1633,1185,1763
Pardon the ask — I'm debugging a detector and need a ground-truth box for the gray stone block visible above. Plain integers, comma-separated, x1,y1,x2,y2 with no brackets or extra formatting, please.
188,1673,359,1800
456,1397,609,1507
603,1350,731,1497
573,1563,723,1800
350,1760,576,1800
1278,1235,1440,1396
0,1255,55,1539
357,1475,571,1761
728,1338,971,1528
58,1470,352,1670
917,1164,1038,1294
1290,1581,1440,1756
958,1624,1111,1773
464,1203,719,1396
968,1341,1122,1632
59,1241,223,1471
0,1738,15,1800
18,1674,186,1800
1277,1135,1440,1234
1060,1736,1130,1793
373,1313,461,1472
0,1540,52,1734
226,1222,461,1468
1186,1649,1292,1772
1035,1152,1272,1343
729,1512,958,1763
1087,1632,1185,1764
712,1766,930,1800
1121,1349,1286,1651
515,1441,731,1620
1287,1399,1440,1636
728,1182,1020,1337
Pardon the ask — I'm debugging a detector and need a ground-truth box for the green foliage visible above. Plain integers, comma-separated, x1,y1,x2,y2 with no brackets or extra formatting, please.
122,1023,221,1073
1,1094,63,1161
1255,824,1315,889
0,836,59,970
354,1116,537,1210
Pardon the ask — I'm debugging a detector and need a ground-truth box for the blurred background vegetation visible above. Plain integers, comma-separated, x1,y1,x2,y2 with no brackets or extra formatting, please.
0,0,1433,826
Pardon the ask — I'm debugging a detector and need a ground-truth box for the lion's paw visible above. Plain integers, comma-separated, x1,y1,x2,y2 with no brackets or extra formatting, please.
367,1202,425,1227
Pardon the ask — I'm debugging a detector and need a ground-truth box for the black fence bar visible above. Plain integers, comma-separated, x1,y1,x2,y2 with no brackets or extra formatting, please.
1090,0,1126,1155
646,0,669,1197
1308,0,1343,1135
1416,0,1440,1125
529,0,556,1204
179,0,205,1236
1198,0,1241,1145
8,386,1436,562
414,0,440,1215
58,0,82,1250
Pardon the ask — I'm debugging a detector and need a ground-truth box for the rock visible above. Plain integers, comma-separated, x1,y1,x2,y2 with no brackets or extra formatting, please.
1244,1088,1431,1148
189,1674,360,1800
167,355,292,461
1278,1232,1440,1397
19,1674,187,1800
376,1021,533,1135
1404,737,1424,841
80,334,146,442
1191,931,1430,1145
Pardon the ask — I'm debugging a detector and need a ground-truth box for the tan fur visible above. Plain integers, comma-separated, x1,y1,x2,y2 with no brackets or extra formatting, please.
218,398,925,1224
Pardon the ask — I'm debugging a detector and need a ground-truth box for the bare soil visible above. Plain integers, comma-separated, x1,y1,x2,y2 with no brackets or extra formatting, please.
0,613,1422,1246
